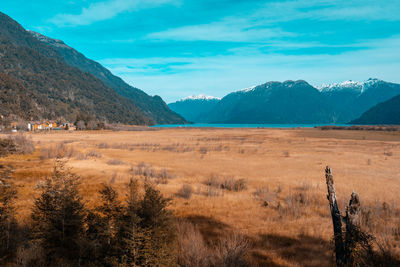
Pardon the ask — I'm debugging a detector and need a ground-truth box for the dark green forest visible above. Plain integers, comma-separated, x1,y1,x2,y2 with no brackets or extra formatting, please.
0,12,186,125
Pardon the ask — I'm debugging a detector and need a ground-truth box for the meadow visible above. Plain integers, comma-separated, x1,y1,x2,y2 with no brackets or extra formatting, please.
1,127,400,266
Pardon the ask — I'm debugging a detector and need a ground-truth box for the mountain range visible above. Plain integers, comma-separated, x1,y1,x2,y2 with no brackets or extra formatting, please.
0,12,185,125
169,79,400,124
168,95,220,122
1,11,399,126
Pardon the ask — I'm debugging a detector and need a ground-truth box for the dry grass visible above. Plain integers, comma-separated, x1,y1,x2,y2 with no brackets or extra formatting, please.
1,128,400,266
176,184,193,199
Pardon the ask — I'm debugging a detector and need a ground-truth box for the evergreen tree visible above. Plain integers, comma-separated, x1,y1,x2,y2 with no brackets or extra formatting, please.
86,184,122,265
31,159,86,266
0,165,17,264
116,179,153,266
137,183,177,266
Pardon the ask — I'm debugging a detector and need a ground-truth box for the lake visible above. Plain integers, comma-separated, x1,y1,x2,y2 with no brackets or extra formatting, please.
151,123,350,128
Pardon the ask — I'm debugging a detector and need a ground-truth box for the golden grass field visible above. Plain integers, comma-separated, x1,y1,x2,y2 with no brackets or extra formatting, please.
1,128,400,266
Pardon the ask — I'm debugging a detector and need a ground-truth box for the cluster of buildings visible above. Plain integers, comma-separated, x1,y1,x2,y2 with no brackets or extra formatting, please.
27,121,76,131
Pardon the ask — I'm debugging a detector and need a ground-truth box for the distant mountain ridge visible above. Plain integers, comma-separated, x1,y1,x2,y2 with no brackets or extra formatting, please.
203,80,334,123
170,79,400,124
319,78,400,123
351,94,400,125
27,30,185,125
168,95,220,122
317,78,381,93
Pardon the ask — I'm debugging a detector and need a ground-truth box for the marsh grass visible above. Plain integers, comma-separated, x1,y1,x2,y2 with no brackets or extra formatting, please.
177,220,251,267
130,162,174,184
175,184,193,199
3,128,400,266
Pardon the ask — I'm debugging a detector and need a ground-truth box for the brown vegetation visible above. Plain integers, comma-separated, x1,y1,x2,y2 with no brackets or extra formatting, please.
0,128,399,266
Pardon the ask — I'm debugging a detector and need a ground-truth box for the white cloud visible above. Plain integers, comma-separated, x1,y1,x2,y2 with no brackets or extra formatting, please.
147,18,295,42
49,0,177,27
254,0,400,22
145,0,400,43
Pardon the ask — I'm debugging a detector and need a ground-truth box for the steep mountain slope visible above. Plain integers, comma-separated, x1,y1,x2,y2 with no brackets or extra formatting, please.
351,94,400,125
168,95,220,122
191,79,400,124
28,31,185,124
0,12,153,124
0,73,41,119
319,79,400,122
204,80,334,124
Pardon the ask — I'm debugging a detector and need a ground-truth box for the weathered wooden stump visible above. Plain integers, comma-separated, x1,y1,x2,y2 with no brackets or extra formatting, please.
325,166,345,266
325,166,363,266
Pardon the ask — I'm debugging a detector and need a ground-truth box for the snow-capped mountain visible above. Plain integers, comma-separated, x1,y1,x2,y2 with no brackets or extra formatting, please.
236,85,256,93
203,80,334,124
172,79,400,124
180,94,221,101
318,78,400,122
317,78,382,94
169,95,221,122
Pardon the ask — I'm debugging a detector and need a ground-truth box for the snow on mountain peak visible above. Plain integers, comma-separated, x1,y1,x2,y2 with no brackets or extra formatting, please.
317,78,382,94
232,85,257,94
181,94,221,101
241,85,257,92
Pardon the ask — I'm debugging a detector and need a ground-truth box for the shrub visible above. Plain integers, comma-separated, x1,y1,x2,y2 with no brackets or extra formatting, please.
205,175,247,192
0,135,34,157
10,135,35,154
177,220,211,267
384,151,393,157
39,143,89,160
176,184,193,199
86,150,102,158
107,159,124,165
130,163,174,184
215,233,250,267
253,187,276,207
221,177,247,192
0,138,16,157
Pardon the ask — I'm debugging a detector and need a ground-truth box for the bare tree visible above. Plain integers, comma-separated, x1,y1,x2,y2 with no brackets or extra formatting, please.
76,120,86,130
325,166,374,267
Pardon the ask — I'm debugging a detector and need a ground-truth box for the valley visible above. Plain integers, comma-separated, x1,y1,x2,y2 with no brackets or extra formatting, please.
2,128,400,266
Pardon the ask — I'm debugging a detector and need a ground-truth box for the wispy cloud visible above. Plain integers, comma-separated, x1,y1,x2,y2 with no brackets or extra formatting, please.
146,0,400,43
147,18,295,42
49,0,177,27
99,35,400,102
254,0,400,22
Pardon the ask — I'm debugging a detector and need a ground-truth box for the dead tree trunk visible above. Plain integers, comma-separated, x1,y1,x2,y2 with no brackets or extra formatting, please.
344,192,363,265
345,192,361,228
325,166,345,267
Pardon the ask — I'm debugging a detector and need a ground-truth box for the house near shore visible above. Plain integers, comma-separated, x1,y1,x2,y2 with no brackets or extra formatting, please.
28,121,57,131
28,121,77,131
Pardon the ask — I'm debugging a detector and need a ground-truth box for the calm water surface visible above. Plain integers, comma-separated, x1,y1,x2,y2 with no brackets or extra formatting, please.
151,123,350,128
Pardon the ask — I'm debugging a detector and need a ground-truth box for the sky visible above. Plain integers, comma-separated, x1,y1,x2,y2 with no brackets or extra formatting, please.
2,0,400,102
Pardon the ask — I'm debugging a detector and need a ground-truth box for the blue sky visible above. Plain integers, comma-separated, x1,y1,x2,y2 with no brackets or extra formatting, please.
2,0,400,102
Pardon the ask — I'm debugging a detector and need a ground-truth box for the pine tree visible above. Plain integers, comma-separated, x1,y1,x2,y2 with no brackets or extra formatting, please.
137,182,177,266
86,184,122,265
0,165,17,263
115,179,152,266
31,159,86,266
